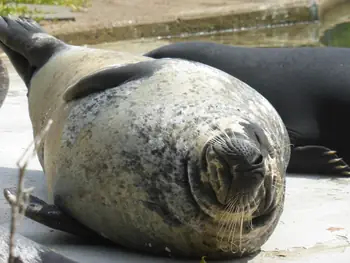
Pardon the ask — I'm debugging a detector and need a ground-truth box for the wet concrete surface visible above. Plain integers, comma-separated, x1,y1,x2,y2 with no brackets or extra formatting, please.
42,0,318,45
0,45,350,262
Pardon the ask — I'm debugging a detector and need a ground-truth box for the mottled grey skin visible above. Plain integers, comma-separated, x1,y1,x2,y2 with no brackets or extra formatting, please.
0,16,290,259
0,57,9,107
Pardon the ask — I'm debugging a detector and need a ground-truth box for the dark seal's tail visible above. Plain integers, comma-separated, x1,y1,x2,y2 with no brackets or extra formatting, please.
0,16,65,87
0,57,9,107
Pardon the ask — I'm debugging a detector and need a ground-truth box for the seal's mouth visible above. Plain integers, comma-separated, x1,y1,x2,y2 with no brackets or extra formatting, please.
212,166,282,254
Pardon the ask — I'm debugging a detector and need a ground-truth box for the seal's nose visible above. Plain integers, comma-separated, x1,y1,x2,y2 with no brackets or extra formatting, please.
214,138,264,172
235,151,265,182
203,138,266,205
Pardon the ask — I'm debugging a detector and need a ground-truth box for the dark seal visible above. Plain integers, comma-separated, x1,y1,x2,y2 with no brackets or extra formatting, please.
0,17,290,260
145,41,350,176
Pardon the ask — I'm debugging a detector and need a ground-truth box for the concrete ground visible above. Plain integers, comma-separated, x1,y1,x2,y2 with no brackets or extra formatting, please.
42,0,314,33
0,43,350,262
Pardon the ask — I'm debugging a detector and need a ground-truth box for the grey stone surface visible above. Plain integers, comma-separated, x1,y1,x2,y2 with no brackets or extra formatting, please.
0,50,350,262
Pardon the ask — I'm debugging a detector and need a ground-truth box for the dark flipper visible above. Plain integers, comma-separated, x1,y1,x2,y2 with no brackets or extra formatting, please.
3,188,102,239
63,59,161,102
287,145,350,176
0,16,65,88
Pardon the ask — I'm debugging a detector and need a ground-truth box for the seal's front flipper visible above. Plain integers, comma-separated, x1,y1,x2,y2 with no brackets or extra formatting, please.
287,145,350,176
0,16,65,87
63,59,160,102
3,188,100,239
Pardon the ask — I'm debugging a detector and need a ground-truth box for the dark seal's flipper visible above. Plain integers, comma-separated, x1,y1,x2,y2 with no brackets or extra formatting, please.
0,16,65,88
0,56,9,107
63,60,162,102
0,225,79,263
288,145,350,176
3,188,102,240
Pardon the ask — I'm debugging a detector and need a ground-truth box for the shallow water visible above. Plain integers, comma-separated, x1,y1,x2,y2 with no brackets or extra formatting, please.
165,21,322,48
165,1,350,48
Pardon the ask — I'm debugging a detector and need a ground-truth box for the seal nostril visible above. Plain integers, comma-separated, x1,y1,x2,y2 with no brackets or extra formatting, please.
252,154,263,166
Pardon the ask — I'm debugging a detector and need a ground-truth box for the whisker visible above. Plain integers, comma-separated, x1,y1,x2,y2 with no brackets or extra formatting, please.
217,196,238,247
228,201,242,251
239,206,245,252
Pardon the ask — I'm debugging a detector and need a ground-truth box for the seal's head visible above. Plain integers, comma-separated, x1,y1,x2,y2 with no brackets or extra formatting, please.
188,119,285,256
203,123,274,208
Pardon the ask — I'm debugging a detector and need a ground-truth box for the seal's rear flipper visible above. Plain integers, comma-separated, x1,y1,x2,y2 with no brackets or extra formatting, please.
0,42,34,88
3,188,103,240
287,145,350,176
63,59,160,102
0,16,65,87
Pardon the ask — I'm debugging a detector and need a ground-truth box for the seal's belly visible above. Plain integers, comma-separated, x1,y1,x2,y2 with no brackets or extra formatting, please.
43,59,290,258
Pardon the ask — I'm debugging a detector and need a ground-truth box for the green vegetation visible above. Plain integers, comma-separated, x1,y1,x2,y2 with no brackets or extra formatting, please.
0,0,89,17
0,1,28,16
320,22,350,48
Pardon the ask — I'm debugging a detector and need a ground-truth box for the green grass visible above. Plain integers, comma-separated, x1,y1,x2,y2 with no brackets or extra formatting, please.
0,0,89,17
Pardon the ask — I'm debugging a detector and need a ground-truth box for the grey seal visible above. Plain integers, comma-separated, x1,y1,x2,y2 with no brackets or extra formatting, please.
0,16,290,259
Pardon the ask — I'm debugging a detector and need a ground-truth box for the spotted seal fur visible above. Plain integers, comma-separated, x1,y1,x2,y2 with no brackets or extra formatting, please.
0,16,290,259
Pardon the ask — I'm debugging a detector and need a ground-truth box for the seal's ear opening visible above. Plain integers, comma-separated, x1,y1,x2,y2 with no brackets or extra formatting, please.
63,59,161,102
0,56,9,107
